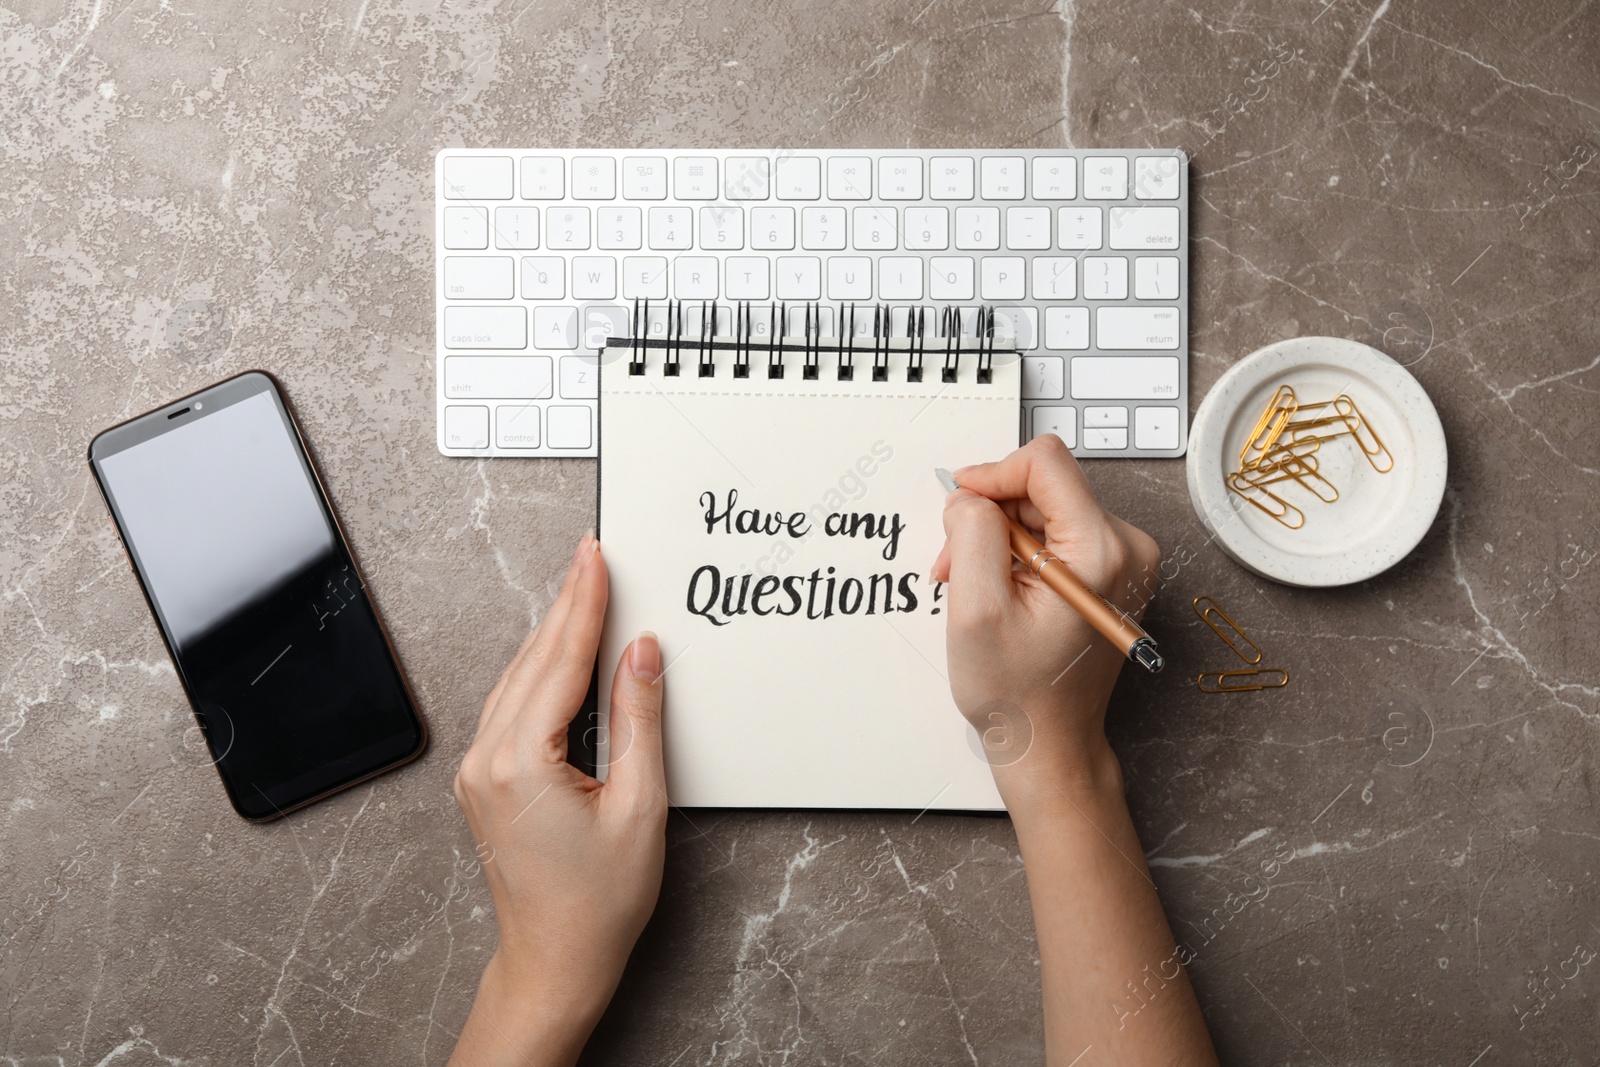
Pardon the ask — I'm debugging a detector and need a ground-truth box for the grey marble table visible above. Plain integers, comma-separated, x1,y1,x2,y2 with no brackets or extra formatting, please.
3,0,1598,1062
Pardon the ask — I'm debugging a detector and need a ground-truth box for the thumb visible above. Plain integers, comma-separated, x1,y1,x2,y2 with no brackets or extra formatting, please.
604,632,667,808
941,489,1019,615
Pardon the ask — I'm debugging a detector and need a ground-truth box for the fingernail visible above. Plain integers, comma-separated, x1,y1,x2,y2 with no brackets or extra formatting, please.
629,631,662,681
573,530,593,562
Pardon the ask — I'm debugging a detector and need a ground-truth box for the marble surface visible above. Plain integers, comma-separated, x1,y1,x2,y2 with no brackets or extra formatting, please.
3,0,1598,1062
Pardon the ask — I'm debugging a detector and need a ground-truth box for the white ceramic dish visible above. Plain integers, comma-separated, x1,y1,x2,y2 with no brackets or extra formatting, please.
1186,336,1447,587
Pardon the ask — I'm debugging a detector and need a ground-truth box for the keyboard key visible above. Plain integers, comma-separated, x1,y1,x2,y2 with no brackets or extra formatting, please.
826,257,872,299
1083,156,1128,199
827,157,872,200
853,206,897,250
929,257,975,300
801,207,846,250
725,257,770,299
444,256,513,300
520,257,564,299
1032,257,1076,300
750,207,795,250
519,156,563,199
775,156,821,199
1134,156,1181,200
444,355,553,398
742,302,780,340
1083,427,1128,449
878,257,923,300
775,257,821,300
443,156,513,200
1109,206,1180,250
1032,156,1075,199
785,304,834,335
560,355,599,399
533,306,578,349
1059,207,1103,250
1031,405,1076,448
1005,206,1051,250
647,207,692,250
622,257,668,300
980,157,1026,199
443,405,489,448
675,257,718,299
622,156,668,199
1135,405,1182,449
1045,306,1089,349
699,206,744,249
980,256,1025,300
1083,405,1127,427
444,306,525,349
546,207,591,250
1083,256,1128,299
571,157,615,199
571,257,617,299
496,403,540,448
878,157,923,200
1071,355,1180,398
1134,256,1180,299
1022,355,1065,399
682,304,732,336
546,406,592,449
954,206,1000,249
493,207,538,249
444,206,489,249
991,306,1037,349
904,207,949,250
1095,307,1180,350
674,157,718,199
581,305,628,349
597,207,642,249
725,157,770,200
929,157,975,199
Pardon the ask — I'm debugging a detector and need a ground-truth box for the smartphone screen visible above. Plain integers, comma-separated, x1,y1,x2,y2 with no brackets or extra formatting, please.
89,372,425,820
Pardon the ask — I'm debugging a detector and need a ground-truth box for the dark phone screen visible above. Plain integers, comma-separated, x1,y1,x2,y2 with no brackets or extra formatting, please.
93,378,422,818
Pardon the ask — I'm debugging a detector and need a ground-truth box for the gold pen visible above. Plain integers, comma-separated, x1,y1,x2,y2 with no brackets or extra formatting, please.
936,468,1164,673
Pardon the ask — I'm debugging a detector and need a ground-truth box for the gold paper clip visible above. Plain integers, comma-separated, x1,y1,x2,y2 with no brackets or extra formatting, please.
1238,385,1298,470
1226,472,1306,529
1192,596,1263,664
1197,668,1290,693
1240,451,1339,503
1332,394,1395,473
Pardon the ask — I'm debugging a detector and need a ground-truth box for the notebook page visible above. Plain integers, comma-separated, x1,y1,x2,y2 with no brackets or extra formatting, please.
598,342,1020,809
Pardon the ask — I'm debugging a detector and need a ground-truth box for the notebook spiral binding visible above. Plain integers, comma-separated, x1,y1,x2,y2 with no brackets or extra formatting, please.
620,300,1007,385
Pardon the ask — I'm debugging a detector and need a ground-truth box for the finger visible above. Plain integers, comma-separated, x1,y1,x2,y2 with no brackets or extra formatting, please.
492,537,608,745
931,540,951,583
518,539,611,743
602,632,667,810
477,624,541,736
478,531,594,739
953,435,1102,545
941,489,1019,612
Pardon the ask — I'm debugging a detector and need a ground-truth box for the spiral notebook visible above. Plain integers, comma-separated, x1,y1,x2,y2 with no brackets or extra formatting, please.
597,303,1021,809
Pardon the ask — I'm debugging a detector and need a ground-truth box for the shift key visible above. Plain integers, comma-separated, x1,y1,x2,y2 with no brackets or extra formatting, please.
444,306,526,349
445,356,553,399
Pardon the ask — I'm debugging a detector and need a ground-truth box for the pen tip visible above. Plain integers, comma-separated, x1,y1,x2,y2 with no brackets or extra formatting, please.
934,468,959,493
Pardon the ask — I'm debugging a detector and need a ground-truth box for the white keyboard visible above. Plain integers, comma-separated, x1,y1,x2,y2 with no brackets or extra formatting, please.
434,149,1189,458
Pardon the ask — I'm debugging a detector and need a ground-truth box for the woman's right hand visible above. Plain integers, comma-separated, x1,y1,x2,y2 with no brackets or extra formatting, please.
931,435,1161,796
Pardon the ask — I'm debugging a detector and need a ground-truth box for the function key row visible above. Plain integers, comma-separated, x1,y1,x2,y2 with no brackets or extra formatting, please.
441,154,1182,204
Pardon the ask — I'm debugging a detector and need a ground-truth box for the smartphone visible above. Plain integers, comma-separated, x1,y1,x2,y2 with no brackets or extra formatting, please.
88,371,427,821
